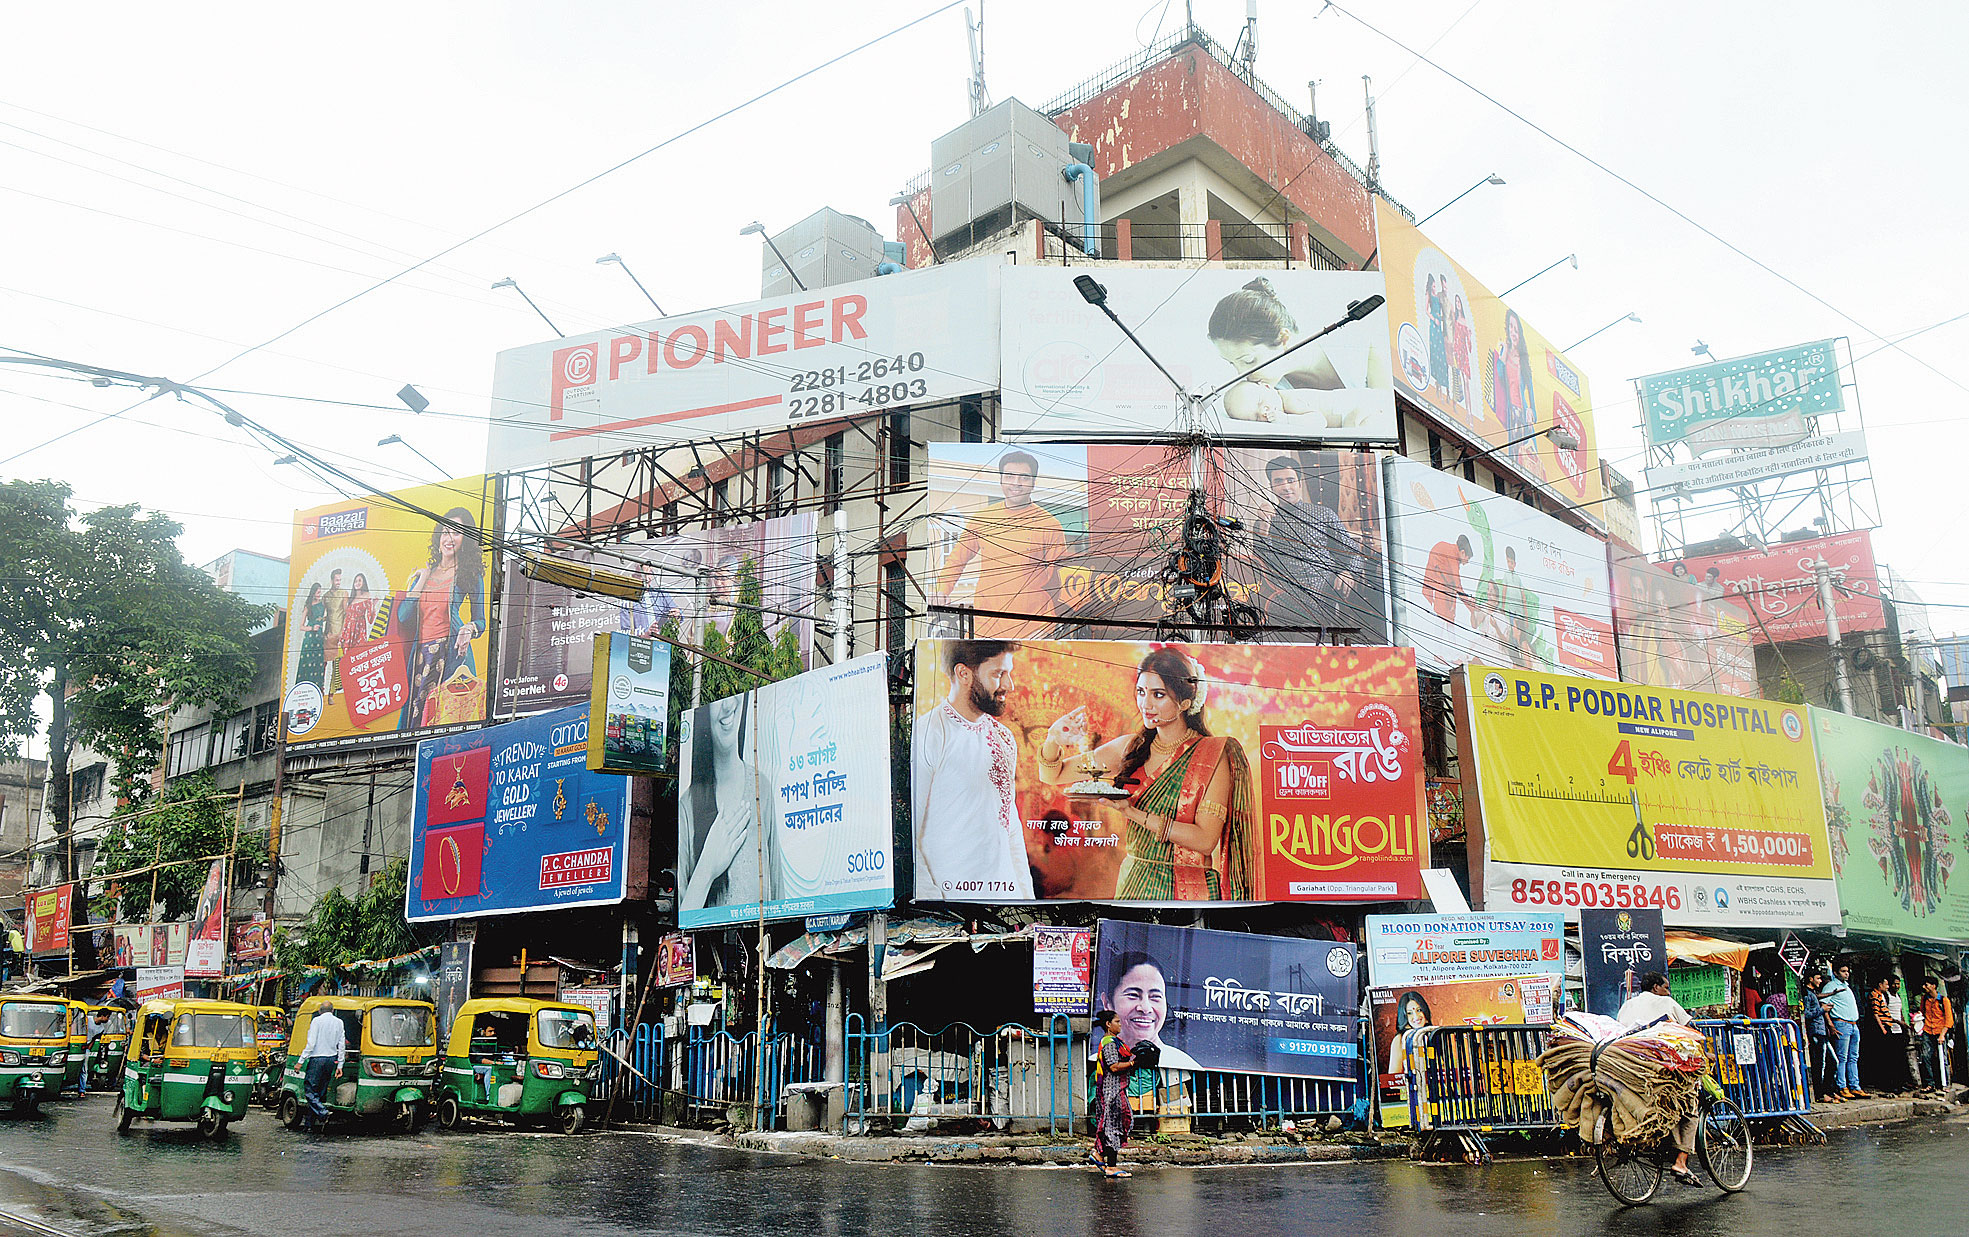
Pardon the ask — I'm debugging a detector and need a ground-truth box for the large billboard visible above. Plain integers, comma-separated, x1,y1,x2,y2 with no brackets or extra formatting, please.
1813,708,1969,945
1638,339,1844,454
1094,920,1360,1080
925,444,1388,642
488,261,999,474
1645,431,1869,496
911,639,1428,904
1670,530,1885,644
999,267,1395,442
406,704,632,922
1611,545,1759,697
497,513,815,714
1458,664,1840,927
281,476,495,749
1374,200,1603,512
1385,458,1616,680
676,653,894,929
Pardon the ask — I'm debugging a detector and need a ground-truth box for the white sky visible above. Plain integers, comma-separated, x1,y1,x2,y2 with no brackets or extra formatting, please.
3,1,1964,635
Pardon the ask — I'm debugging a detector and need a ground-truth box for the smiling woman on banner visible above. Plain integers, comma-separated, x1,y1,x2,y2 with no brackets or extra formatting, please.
395,506,487,730
680,692,775,914
1037,647,1260,901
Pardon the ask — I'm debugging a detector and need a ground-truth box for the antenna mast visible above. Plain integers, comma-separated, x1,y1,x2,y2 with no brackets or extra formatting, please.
965,6,989,118
1240,2,1259,80
1362,75,1381,190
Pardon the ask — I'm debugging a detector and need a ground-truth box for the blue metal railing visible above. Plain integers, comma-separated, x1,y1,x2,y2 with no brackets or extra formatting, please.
1692,1018,1812,1119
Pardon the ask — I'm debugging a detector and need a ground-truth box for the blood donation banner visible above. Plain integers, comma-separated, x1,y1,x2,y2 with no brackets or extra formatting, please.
1457,664,1839,927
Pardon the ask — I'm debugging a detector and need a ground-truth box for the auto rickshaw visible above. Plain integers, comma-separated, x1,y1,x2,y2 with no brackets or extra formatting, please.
61,1000,90,1094
276,995,438,1133
114,998,258,1138
0,996,71,1113
433,998,600,1135
84,1005,131,1092
251,1006,289,1108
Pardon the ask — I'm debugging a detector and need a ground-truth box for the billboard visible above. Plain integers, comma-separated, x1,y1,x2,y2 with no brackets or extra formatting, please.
281,476,495,749
586,633,673,775
1458,663,1840,927
999,267,1395,442
1638,339,1844,454
1385,458,1616,680
1361,912,1567,986
1370,974,1558,1128
1094,920,1360,1080
25,884,70,953
406,704,632,922
1580,907,1667,1016
1813,708,1969,944
911,639,1428,904
925,444,1388,642
487,260,999,474
132,966,184,1003
1670,530,1885,644
1374,200,1603,511
497,513,815,715
1610,545,1758,697
1645,430,1868,496
1033,926,1093,1016
676,653,894,929
184,858,226,979
229,918,271,962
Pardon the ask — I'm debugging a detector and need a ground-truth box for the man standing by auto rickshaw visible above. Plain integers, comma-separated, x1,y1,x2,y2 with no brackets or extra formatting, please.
300,1006,347,1131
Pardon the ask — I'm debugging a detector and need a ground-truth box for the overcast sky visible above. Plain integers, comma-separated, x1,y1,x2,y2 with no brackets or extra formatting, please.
3,1,1964,635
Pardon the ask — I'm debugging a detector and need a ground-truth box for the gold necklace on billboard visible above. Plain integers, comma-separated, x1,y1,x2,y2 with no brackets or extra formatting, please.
444,753,472,809
553,778,569,821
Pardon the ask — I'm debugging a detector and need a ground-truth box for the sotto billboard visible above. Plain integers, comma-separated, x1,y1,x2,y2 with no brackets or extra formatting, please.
497,512,816,715
487,260,999,474
406,704,632,922
1813,708,1969,945
1374,201,1603,512
1670,530,1884,645
911,639,1428,905
1386,458,1616,680
1458,664,1839,928
281,476,495,749
925,444,1388,642
999,267,1396,442
676,653,894,929
1094,920,1361,1080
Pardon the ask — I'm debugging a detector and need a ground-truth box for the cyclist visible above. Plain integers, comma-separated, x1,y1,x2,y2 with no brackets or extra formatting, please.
1616,971,1703,1187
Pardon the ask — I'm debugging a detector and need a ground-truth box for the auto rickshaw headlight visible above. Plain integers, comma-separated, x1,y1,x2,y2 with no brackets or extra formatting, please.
534,1061,567,1079
366,1059,399,1077
0,1051,17,1065
49,1051,65,1064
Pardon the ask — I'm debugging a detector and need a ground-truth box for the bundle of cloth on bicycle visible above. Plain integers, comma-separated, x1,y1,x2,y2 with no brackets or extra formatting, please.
1537,1012,1710,1145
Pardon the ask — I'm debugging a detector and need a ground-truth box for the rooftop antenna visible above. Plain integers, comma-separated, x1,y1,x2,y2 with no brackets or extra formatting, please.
1239,1,1259,80
1362,75,1382,191
965,6,989,118
1307,79,1329,142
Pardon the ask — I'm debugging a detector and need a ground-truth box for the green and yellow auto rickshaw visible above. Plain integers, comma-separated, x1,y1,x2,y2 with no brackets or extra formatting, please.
433,998,600,1135
114,998,257,1138
277,995,438,1133
251,1006,289,1108
0,997,70,1113
84,1005,131,1092
61,1000,90,1094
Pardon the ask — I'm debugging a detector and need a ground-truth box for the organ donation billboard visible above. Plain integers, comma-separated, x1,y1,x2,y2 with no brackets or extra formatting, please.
1457,664,1839,928
911,639,1428,905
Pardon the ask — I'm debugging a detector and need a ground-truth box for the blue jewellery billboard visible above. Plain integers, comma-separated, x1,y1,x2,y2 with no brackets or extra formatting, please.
407,704,631,921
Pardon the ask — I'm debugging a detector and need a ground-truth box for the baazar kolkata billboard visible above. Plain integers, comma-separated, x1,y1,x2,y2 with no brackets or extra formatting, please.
1455,664,1840,928
911,639,1428,905
925,443,1388,643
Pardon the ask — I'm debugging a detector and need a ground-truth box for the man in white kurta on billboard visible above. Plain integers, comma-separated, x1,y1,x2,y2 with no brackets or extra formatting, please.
912,640,1035,901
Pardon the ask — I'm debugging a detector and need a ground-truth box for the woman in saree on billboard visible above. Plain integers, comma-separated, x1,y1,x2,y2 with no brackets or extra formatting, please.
1034,646,1261,901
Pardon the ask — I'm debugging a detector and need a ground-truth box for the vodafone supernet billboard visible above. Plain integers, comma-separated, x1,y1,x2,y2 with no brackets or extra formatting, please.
487,260,999,473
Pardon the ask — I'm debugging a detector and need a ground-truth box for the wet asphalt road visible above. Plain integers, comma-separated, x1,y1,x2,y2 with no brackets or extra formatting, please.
0,1096,1963,1237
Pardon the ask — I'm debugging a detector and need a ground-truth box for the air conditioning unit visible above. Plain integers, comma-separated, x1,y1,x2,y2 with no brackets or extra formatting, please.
761,208,887,297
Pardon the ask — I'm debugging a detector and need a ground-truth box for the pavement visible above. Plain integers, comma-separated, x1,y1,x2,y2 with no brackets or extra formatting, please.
1,1092,1967,1236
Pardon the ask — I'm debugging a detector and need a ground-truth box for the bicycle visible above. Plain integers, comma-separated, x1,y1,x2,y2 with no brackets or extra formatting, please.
1592,1081,1753,1206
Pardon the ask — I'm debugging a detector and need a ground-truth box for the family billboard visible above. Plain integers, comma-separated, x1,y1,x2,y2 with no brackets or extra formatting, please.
911,639,1428,905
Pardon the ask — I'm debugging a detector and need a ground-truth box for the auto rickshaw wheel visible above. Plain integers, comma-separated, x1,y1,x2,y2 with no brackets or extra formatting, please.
436,1095,461,1131
115,1095,134,1133
393,1099,424,1134
197,1108,228,1140
14,1096,38,1116
558,1104,585,1136
279,1093,303,1130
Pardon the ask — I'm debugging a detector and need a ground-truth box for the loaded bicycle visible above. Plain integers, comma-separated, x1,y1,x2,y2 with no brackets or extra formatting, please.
1591,1074,1752,1205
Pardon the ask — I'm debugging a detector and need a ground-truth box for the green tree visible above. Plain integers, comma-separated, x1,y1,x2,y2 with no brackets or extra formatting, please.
90,773,268,922
274,857,424,971
0,480,262,882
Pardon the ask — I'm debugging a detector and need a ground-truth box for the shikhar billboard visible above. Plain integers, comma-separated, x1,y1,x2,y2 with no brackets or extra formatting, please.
1639,339,1845,454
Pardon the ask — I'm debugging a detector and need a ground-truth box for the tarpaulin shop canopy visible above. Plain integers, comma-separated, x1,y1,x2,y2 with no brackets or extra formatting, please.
1665,932,1767,971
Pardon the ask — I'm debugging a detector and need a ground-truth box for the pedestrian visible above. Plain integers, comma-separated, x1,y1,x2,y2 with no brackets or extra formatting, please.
299,1006,347,1132
1742,973,1764,1020
1823,961,1866,1099
1865,974,1910,1094
1091,1009,1138,1180
1799,970,1838,1101
1919,976,1954,1093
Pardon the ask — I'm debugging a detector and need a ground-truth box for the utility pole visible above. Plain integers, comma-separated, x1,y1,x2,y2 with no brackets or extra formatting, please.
1815,557,1857,715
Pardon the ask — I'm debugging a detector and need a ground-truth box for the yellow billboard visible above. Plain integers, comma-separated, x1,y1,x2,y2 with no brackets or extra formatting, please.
280,476,495,749
1456,665,1838,928
1374,200,1605,515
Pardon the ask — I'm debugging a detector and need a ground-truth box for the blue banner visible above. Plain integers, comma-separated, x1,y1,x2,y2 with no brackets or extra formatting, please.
1094,920,1359,1080
407,705,631,921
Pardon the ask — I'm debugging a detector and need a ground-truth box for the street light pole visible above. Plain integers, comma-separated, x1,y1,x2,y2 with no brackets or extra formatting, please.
596,253,666,314
740,222,806,291
376,434,447,478
1415,173,1506,228
490,278,562,337
1565,312,1642,352
1461,422,1581,467
1500,254,1578,298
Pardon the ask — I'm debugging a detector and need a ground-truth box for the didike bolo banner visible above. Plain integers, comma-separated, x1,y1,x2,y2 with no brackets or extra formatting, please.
1457,664,1839,927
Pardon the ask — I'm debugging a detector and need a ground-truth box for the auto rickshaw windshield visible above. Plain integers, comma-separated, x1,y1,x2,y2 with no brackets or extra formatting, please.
170,1013,253,1049
370,1006,434,1047
536,1009,597,1050
1,1004,68,1038
99,1012,129,1035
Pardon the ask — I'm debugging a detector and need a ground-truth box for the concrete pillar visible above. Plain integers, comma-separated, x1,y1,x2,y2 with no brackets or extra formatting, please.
1177,166,1210,261
1115,217,1133,262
